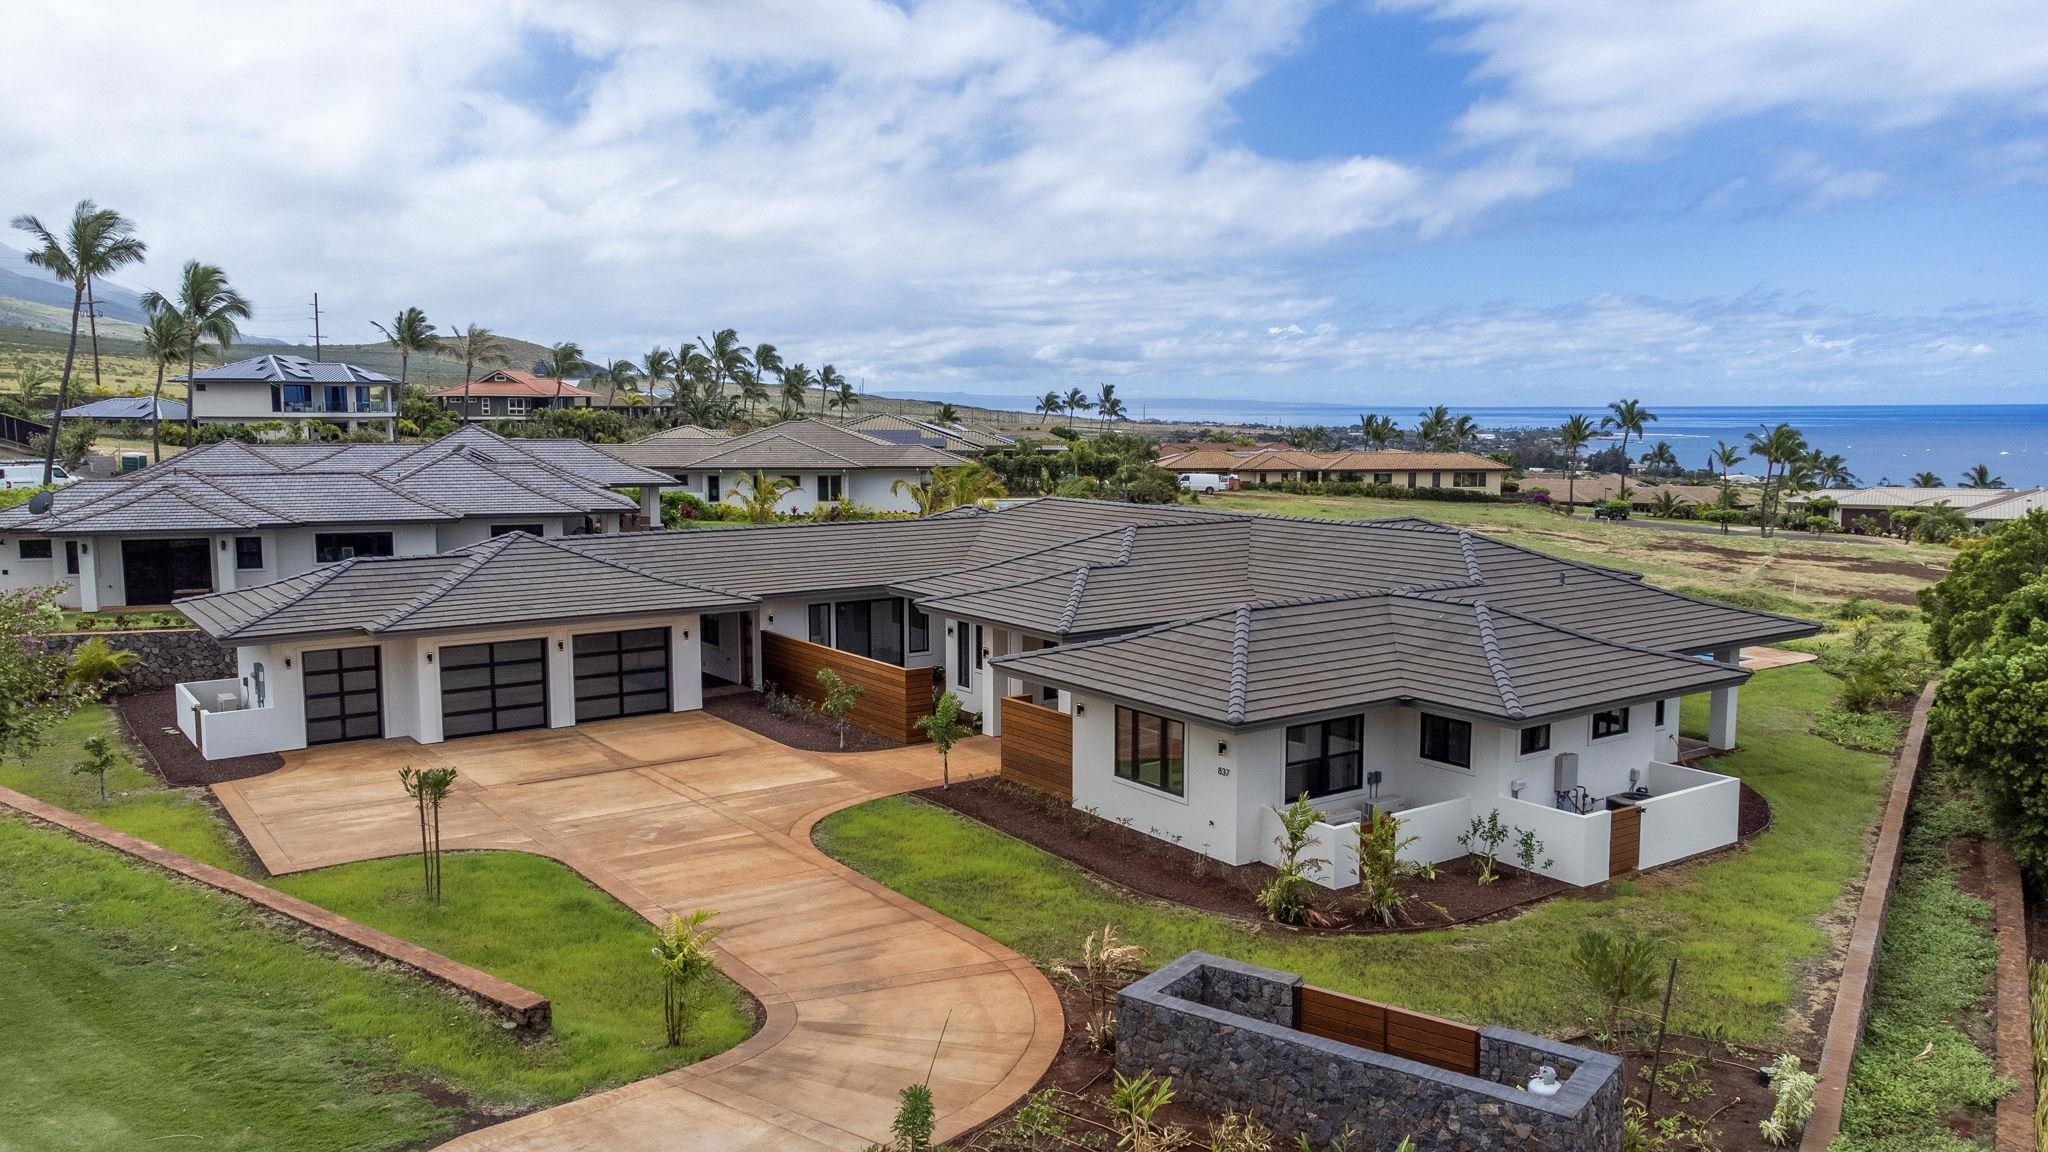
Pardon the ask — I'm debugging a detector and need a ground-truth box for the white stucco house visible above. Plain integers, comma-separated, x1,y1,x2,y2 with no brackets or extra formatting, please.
179,354,401,439
605,419,968,514
169,499,1812,889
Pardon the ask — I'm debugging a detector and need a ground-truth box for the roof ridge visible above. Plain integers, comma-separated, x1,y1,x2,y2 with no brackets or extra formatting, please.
205,559,363,639
543,534,756,602
367,534,522,631
1457,531,1482,581
1469,597,1751,671
1469,600,1525,719
1056,566,1092,634
1225,605,1253,725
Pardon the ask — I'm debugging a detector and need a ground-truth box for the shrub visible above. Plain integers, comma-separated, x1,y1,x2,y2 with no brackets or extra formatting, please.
1804,515,1837,533
1758,1054,1816,1146
1812,706,1909,753
661,490,729,526
1456,808,1511,884
651,909,720,1048
1929,635,2048,880
1106,1070,1185,1152
1049,924,1146,1053
1571,928,1661,1045
1257,794,1327,924
1355,812,1437,928
1821,616,1931,712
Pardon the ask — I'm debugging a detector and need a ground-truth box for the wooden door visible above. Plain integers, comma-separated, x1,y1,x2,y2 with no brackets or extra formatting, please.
1609,804,1643,879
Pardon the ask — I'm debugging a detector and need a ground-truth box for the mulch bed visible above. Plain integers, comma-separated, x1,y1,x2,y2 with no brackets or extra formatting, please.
115,688,282,786
702,689,901,753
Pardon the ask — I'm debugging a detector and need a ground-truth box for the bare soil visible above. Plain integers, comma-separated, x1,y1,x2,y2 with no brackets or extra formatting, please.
703,687,902,753
116,688,283,786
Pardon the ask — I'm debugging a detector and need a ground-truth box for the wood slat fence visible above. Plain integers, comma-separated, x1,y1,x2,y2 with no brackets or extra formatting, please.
1296,985,1480,1076
760,633,934,743
998,694,1073,799
1608,804,1642,879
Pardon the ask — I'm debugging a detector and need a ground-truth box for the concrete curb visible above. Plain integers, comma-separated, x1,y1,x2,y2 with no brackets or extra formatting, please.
0,784,550,1030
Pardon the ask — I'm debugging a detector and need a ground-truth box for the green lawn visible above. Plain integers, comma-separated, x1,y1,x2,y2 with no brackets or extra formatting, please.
815,663,1889,1046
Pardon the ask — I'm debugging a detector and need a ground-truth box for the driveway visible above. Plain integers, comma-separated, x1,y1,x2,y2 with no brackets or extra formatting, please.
212,713,1059,1151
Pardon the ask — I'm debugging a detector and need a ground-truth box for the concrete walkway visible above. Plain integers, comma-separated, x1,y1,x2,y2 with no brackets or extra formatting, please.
213,714,1059,1151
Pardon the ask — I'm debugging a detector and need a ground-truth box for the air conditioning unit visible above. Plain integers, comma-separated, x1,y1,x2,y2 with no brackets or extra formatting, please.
212,691,243,712
1552,752,1580,795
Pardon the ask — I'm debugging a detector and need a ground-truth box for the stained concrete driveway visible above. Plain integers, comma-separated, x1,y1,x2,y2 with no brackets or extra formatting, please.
212,713,1059,1151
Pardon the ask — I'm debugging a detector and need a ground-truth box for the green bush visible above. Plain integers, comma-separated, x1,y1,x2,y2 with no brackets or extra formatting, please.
1921,510,2048,662
1930,636,2048,879
1820,617,1932,712
661,490,731,526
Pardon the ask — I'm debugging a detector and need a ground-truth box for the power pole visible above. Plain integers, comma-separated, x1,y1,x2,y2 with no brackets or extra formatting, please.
310,293,323,361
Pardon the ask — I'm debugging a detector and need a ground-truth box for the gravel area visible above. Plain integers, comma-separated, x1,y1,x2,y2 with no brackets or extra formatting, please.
115,688,283,786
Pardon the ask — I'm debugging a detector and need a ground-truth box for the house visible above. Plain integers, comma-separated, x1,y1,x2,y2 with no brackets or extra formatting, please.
0,425,673,611
1525,473,1739,511
179,354,399,439
604,418,968,513
60,396,190,424
170,498,1813,889
1812,485,2044,531
844,412,1017,452
428,370,598,422
1155,448,1510,494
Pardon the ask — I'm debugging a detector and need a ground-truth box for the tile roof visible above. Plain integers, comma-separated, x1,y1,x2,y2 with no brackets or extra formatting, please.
427,370,598,399
60,396,189,421
1824,486,2021,510
176,355,396,384
605,419,967,471
1156,448,1508,474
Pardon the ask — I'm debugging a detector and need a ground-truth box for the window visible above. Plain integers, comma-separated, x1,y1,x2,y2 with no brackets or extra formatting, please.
508,398,528,416
273,383,312,412
808,603,831,645
1452,471,1485,488
701,614,721,647
974,624,984,669
1372,472,1393,485
1114,706,1186,796
490,524,544,537
816,474,843,502
1284,716,1363,799
315,532,394,563
1406,471,1418,487
234,536,264,570
834,598,904,664
907,608,929,654
706,475,721,502
1519,724,1551,756
954,622,971,689
1592,707,1630,739
1654,700,1667,727
1430,471,1443,488
479,398,493,416
64,541,78,575
1419,713,1471,768
17,539,50,560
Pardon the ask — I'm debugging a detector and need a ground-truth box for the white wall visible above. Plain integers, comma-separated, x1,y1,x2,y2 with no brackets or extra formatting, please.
701,610,746,683
1490,702,1672,805
1635,763,1741,869
715,468,930,515
1067,691,1247,864
1494,796,1612,887
435,517,575,551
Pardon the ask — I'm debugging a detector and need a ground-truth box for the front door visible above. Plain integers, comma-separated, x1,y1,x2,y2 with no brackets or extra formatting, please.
303,646,382,745
121,538,213,606
439,638,549,738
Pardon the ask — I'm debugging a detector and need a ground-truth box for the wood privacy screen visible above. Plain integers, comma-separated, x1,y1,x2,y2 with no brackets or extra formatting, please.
760,633,934,744
999,694,1073,800
1296,985,1480,1076
1608,804,1642,879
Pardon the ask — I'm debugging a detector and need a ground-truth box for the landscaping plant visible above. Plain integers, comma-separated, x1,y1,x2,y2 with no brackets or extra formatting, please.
888,1082,937,1152
1512,827,1552,880
1456,808,1512,884
1355,812,1437,928
1757,1054,1816,1146
397,766,458,902
1050,923,1146,1052
651,908,720,1048
73,733,119,802
1257,794,1327,925
1570,928,1662,1045
0,587,99,758
1107,1070,1188,1152
64,635,139,692
815,667,863,749
915,691,972,787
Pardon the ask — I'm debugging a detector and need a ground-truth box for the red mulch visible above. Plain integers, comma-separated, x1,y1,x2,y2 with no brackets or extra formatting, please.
115,688,282,786
702,688,901,753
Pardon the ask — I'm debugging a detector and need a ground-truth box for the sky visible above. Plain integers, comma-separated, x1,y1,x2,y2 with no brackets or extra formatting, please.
5,0,2046,407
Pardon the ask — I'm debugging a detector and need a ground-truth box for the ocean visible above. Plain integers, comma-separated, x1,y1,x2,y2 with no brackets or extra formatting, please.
893,393,2048,488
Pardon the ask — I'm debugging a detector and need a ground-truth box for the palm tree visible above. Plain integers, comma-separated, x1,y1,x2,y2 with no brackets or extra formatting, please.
141,261,251,447
816,365,845,419
640,346,677,404
140,307,191,463
1035,392,1062,423
935,402,961,424
724,471,795,523
542,341,589,411
1601,399,1658,481
829,376,859,420
1557,414,1597,512
1639,441,1680,477
594,359,643,406
1961,463,2005,488
892,463,1008,514
370,307,443,385
1358,413,1399,451
1911,471,1943,488
1648,491,1689,519
448,324,511,423
1809,452,1854,489
674,347,713,415
12,200,147,483
1710,441,1745,482
749,344,782,417
16,364,54,409
1743,422,1808,537
738,367,771,418
1097,383,1128,428
779,363,814,419
1415,405,1450,449
1062,387,1092,428
696,329,750,401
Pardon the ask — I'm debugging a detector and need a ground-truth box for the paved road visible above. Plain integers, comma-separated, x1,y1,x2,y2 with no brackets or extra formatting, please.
214,714,1058,1152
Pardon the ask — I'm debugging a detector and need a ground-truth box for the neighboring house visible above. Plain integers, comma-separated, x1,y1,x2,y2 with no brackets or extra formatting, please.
1810,485,2044,531
844,412,1017,452
1156,448,1510,494
179,355,399,439
0,425,672,611
60,396,190,423
429,370,598,422
173,498,1812,890
1525,473,1741,511
605,418,967,513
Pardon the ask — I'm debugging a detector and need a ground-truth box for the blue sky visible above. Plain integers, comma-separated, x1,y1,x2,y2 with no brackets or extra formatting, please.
7,0,2046,406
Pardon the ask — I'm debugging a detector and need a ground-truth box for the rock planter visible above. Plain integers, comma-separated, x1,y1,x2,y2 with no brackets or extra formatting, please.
48,629,235,690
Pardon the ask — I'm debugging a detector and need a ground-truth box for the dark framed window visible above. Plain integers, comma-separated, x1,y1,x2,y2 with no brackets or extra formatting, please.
1419,713,1471,768
315,532,394,563
1519,724,1551,756
701,614,721,648
1284,716,1363,799
1592,707,1630,739
816,475,843,502
706,475,721,502
1654,700,1667,727
235,536,264,570
808,603,831,645
974,624,985,669
64,541,79,575
490,523,544,537
17,539,51,560
1452,471,1485,487
1372,472,1393,485
1114,706,1186,796
955,621,971,689
833,597,905,665
907,608,929,654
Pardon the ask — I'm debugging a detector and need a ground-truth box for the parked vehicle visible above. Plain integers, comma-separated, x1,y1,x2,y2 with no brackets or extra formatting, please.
1178,471,1234,494
0,461,79,489
1593,501,1630,521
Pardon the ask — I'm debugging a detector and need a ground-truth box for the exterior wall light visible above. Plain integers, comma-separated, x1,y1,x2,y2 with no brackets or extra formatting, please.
1217,741,1228,754
425,652,434,664
1073,703,1085,716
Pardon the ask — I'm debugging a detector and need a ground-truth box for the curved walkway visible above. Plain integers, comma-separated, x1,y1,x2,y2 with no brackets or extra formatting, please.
212,714,1060,1151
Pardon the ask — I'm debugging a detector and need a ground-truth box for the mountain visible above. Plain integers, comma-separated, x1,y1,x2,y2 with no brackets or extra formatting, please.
0,243,151,329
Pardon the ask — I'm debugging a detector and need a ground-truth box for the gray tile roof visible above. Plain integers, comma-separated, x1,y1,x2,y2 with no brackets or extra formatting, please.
605,418,967,471
176,354,397,384
60,396,189,421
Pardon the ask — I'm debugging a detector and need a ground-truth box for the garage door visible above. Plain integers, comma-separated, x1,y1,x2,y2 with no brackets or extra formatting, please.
440,638,548,738
304,646,382,745
573,628,670,722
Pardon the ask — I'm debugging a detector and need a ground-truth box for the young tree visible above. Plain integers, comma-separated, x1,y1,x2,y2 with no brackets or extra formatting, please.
651,909,721,1047
914,692,972,787
74,733,120,803
724,471,796,524
815,667,863,750
141,261,252,444
398,766,459,902
0,588,94,758
1257,794,1327,924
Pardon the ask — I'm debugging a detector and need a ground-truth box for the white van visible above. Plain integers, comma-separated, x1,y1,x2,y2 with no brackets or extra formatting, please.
0,461,80,489
1177,471,1234,495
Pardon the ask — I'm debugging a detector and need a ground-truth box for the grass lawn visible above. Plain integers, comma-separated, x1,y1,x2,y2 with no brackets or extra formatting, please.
1202,490,1949,617
815,662,1889,1046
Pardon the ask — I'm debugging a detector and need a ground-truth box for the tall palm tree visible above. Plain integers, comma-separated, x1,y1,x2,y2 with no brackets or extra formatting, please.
11,200,147,483
1809,452,1854,489
140,307,191,463
779,363,814,419
1062,387,1092,428
1744,422,1808,537
1097,384,1128,428
673,347,713,416
829,375,859,420
1639,440,1680,477
816,365,845,419
738,367,771,418
594,359,643,406
141,261,251,447
1415,405,1450,449
1910,470,1943,488
1358,413,1399,450
543,341,589,411
749,344,782,416
1600,399,1657,481
1710,441,1745,481
695,329,750,401
1035,391,1063,423
1557,413,1597,512
370,307,439,385
1961,463,2005,488
450,324,511,423
640,346,677,404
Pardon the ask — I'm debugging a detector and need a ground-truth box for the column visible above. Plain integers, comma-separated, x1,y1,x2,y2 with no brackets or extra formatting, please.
1708,645,1741,750
213,536,238,594
77,541,100,612
546,629,576,728
671,618,703,712
638,485,662,529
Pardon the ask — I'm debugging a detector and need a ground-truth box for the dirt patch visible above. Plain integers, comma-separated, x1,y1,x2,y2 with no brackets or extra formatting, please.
702,688,902,753
116,688,282,786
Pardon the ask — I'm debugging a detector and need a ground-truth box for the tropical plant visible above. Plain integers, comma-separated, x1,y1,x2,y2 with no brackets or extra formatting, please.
1060,387,1092,428
1258,794,1327,924
370,307,443,385
893,464,1009,515
1757,1054,1817,1146
139,306,192,461
1106,1070,1185,1152
914,692,972,787
1358,413,1400,450
1457,808,1512,884
1557,414,1597,511
1744,422,1808,537
1035,391,1063,422
816,364,846,418
1808,452,1854,488
651,908,721,1047
1710,440,1745,482
74,733,121,803
815,667,863,749
1050,923,1147,1052
1647,491,1689,518
1571,928,1662,1044
1639,440,1680,477
1922,510,2048,661
450,324,511,419
14,200,148,482
56,419,99,471
724,471,796,523
1415,404,1476,451
141,260,252,443
882,1081,938,1152
830,374,860,420
1097,382,1128,428
1355,812,1437,927
0,589,85,758
779,363,815,419
1911,470,1944,488
934,402,960,423
65,635,138,692
1600,399,1657,479
695,328,751,400
748,343,782,415
398,765,459,902
639,346,677,403
1962,463,2006,488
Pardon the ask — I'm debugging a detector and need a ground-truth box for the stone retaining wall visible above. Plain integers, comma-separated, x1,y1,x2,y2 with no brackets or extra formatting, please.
49,628,235,689
1117,952,1622,1151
